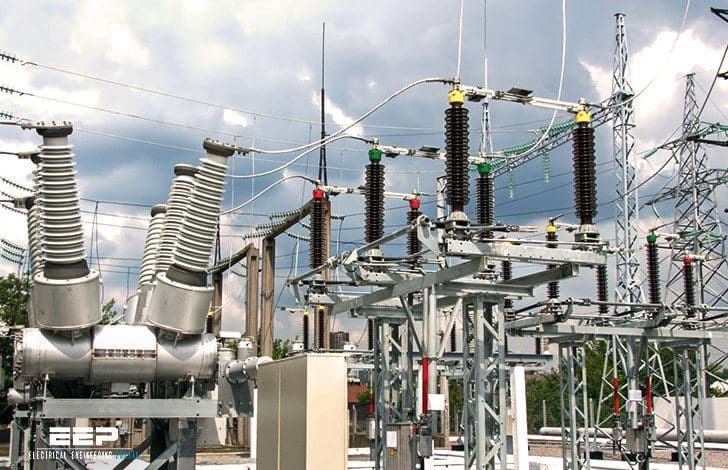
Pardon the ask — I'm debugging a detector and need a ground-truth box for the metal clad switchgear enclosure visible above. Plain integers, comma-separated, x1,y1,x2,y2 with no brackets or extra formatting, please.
385,423,413,469
257,353,348,470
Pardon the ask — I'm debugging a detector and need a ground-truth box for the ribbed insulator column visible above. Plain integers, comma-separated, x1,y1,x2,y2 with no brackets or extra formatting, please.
596,265,609,315
367,318,374,350
169,140,235,280
303,310,310,350
445,93,470,213
36,124,88,275
24,197,44,281
407,198,421,257
646,233,661,305
502,260,514,320
309,188,326,269
546,224,559,299
365,148,385,244
683,257,696,317
137,205,167,287
156,164,198,275
572,112,597,226
476,162,494,239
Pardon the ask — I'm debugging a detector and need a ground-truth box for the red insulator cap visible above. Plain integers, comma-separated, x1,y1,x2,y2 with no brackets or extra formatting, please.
683,256,693,264
312,188,325,200
409,198,421,210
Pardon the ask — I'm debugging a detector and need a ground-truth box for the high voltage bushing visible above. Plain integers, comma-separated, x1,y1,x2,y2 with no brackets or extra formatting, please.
156,164,198,275
450,322,457,353
476,162,494,238
309,188,326,269
596,265,609,315
646,233,661,305
445,89,470,213
546,223,560,299
32,122,102,331
407,198,422,257
365,148,385,244
683,256,696,317
572,111,597,226
147,139,235,335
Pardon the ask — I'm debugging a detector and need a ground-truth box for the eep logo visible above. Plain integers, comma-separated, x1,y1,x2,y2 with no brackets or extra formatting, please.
49,427,119,447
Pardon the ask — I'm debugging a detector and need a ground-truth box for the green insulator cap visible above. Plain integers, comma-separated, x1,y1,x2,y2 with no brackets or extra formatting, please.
477,162,492,175
368,148,382,162
647,233,658,244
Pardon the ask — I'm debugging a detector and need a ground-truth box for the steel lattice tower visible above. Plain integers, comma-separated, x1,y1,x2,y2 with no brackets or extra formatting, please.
611,13,643,305
666,73,728,309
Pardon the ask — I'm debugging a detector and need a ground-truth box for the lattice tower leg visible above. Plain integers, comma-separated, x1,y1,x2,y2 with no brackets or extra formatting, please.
559,344,592,470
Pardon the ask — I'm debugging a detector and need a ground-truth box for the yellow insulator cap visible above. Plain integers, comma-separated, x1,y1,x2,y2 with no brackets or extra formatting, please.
546,225,557,233
448,89,465,105
317,305,325,313
303,309,309,316
575,110,591,124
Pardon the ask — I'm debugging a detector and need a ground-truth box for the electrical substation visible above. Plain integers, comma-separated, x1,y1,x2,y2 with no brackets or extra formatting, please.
0,3,727,470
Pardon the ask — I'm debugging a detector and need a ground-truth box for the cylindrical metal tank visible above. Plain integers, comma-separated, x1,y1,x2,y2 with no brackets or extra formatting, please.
14,328,93,379
156,332,218,380
14,326,217,382
146,272,213,335
32,270,102,330
90,325,157,382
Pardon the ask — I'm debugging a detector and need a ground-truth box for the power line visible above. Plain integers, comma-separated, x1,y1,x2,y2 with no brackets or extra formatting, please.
2,51,447,132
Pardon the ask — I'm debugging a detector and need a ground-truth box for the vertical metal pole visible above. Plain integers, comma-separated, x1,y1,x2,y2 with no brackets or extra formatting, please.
260,237,275,357
245,247,259,346
211,272,223,335
176,419,197,470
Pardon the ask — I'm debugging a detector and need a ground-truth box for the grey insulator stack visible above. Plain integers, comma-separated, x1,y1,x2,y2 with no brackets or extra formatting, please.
25,197,44,281
171,142,232,275
156,164,198,275
137,205,167,287
147,140,235,335
36,125,86,268
32,123,101,331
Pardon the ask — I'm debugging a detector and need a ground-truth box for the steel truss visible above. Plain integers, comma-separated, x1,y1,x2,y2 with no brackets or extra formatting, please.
672,346,706,470
559,343,591,470
462,299,507,470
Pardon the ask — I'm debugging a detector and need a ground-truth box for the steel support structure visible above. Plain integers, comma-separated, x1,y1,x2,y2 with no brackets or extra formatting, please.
672,346,706,470
559,343,591,470
666,73,728,311
372,315,415,470
461,298,507,470
611,12,643,306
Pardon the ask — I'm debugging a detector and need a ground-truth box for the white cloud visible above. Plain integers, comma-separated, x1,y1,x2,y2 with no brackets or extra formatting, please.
70,1,150,67
581,28,725,122
222,109,249,128
310,92,363,137
297,72,312,82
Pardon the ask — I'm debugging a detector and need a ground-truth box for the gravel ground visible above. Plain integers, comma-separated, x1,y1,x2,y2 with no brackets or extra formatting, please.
194,445,728,468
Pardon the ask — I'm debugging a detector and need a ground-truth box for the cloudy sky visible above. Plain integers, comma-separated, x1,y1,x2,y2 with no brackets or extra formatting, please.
0,1,725,347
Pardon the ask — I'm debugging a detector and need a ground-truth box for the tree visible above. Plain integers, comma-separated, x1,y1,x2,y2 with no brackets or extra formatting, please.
0,274,29,423
272,338,293,360
100,298,119,324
